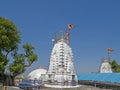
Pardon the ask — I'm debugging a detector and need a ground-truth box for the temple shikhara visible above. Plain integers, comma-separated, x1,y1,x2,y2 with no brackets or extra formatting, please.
99,59,112,73
99,48,113,73
43,24,78,87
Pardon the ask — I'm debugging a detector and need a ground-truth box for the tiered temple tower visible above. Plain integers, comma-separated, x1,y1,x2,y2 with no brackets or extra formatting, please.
44,25,78,86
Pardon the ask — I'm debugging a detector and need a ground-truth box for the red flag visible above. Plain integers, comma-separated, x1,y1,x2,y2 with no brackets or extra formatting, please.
107,48,113,53
68,24,76,29
68,24,73,29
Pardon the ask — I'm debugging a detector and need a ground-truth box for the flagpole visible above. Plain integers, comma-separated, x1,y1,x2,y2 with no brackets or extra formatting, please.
107,48,113,62
66,24,76,44
108,51,110,61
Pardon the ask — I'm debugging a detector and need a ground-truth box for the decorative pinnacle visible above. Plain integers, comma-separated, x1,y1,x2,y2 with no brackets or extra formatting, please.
53,24,76,44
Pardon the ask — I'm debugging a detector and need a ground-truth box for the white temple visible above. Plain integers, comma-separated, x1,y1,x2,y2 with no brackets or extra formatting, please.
44,27,78,88
99,59,112,73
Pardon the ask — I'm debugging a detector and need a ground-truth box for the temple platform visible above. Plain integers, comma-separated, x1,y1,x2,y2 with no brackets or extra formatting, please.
44,84,82,88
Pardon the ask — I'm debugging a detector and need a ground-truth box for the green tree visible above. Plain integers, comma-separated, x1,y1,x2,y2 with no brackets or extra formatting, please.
116,65,120,72
110,60,120,72
9,43,38,76
23,43,38,67
0,17,38,85
9,44,37,85
0,17,20,85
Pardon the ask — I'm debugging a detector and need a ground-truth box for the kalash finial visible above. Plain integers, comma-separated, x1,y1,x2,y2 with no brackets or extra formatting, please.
66,24,76,44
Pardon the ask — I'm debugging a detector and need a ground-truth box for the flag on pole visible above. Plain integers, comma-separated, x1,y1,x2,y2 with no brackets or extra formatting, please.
68,24,73,29
107,48,113,53
67,24,76,29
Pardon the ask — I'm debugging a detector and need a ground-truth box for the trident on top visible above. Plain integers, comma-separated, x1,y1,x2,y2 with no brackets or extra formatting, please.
66,24,76,44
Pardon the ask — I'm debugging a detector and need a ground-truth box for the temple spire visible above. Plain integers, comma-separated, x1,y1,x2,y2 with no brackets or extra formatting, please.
66,24,76,44
45,25,78,87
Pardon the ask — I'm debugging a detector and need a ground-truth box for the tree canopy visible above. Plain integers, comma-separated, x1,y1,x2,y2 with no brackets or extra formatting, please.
110,60,120,72
0,17,20,52
0,17,38,85
0,17,20,77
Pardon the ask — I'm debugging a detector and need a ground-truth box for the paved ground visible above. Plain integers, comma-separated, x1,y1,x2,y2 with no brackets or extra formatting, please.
0,86,112,90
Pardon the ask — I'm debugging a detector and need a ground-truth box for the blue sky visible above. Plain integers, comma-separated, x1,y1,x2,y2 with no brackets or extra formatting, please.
0,0,120,74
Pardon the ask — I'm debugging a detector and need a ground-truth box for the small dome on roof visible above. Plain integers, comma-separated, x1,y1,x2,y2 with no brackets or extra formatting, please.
27,68,47,80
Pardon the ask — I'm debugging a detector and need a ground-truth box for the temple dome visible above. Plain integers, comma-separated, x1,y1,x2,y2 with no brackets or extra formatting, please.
27,67,47,80
99,59,112,73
